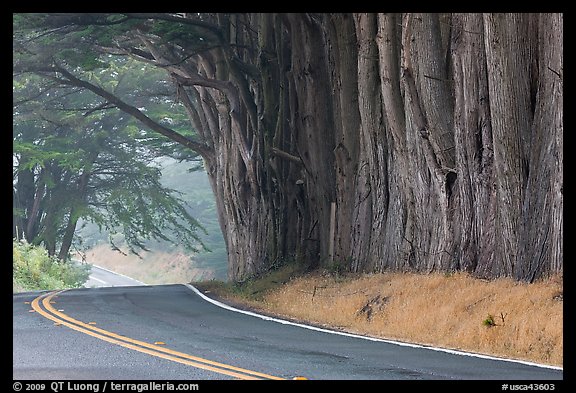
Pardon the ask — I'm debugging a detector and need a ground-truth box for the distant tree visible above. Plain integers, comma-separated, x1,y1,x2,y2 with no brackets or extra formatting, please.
13,62,205,260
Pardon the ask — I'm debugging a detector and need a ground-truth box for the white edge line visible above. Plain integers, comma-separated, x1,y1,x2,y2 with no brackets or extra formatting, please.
73,260,147,286
88,275,107,285
93,264,147,285
185,283,563,372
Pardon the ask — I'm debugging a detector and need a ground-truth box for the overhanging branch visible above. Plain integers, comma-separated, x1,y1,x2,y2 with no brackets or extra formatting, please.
271,147,303,165
40,64,213,158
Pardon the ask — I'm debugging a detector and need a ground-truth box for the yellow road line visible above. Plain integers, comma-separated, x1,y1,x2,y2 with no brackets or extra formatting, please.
42,292,281,379
31,291,284,380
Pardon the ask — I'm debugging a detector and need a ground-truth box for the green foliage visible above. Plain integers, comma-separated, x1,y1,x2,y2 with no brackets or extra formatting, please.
13,54,205,259
56,48,109,71
156,159,227,277
149,20,212,48
13,239,91,292
231,261,305,301
14,13,222,277
483,314,496,328
91,163,206,256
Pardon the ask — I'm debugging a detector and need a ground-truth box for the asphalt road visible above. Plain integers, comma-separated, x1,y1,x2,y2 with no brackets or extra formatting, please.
82,264,145,288
13,283,563,380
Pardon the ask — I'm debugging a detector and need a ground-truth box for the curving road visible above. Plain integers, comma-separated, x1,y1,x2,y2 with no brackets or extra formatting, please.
13,280,563,380
82,264,145,288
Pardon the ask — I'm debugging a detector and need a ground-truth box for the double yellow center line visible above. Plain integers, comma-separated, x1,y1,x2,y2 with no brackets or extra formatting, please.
30,290,284,380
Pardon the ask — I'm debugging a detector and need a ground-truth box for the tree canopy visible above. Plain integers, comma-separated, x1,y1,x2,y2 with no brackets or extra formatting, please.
13,13,563,282
14,47,205,260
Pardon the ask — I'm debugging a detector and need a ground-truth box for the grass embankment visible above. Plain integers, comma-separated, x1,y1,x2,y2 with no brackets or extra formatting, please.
197,266,563,367
13,240,91,292
81,244,217,285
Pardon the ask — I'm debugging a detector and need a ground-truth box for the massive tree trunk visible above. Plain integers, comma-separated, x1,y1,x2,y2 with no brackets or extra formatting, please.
171,12,564,282
192,48,275,280
348,13,560,281
287,14,336,267
374,13,415,272
450,13,497,275
351,13,383,270
25,13,561,282
325,13,361,267
483,13,533,277
516,13,563,281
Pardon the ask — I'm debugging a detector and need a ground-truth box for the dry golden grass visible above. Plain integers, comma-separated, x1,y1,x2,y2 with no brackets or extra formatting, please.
81,244,215,284
209,271,563,367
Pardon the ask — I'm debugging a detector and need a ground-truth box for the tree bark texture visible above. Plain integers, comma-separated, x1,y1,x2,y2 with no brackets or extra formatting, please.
174,13,562,282
48,13,561,282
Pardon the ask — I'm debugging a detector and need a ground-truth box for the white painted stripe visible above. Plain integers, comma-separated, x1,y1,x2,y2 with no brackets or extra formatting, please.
185,284,563,372
91,264,147,285
89,275,107,285
72,259,147,286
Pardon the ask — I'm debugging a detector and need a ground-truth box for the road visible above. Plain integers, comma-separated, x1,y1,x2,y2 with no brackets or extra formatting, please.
13,281,563,380
83,264,145,288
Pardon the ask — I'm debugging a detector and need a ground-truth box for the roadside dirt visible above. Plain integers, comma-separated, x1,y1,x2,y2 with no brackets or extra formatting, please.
196,271,563,367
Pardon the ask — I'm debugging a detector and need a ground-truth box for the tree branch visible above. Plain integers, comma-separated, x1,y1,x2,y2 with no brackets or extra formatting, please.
271,147,303,165
123,13,223,36
43,64,213,158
